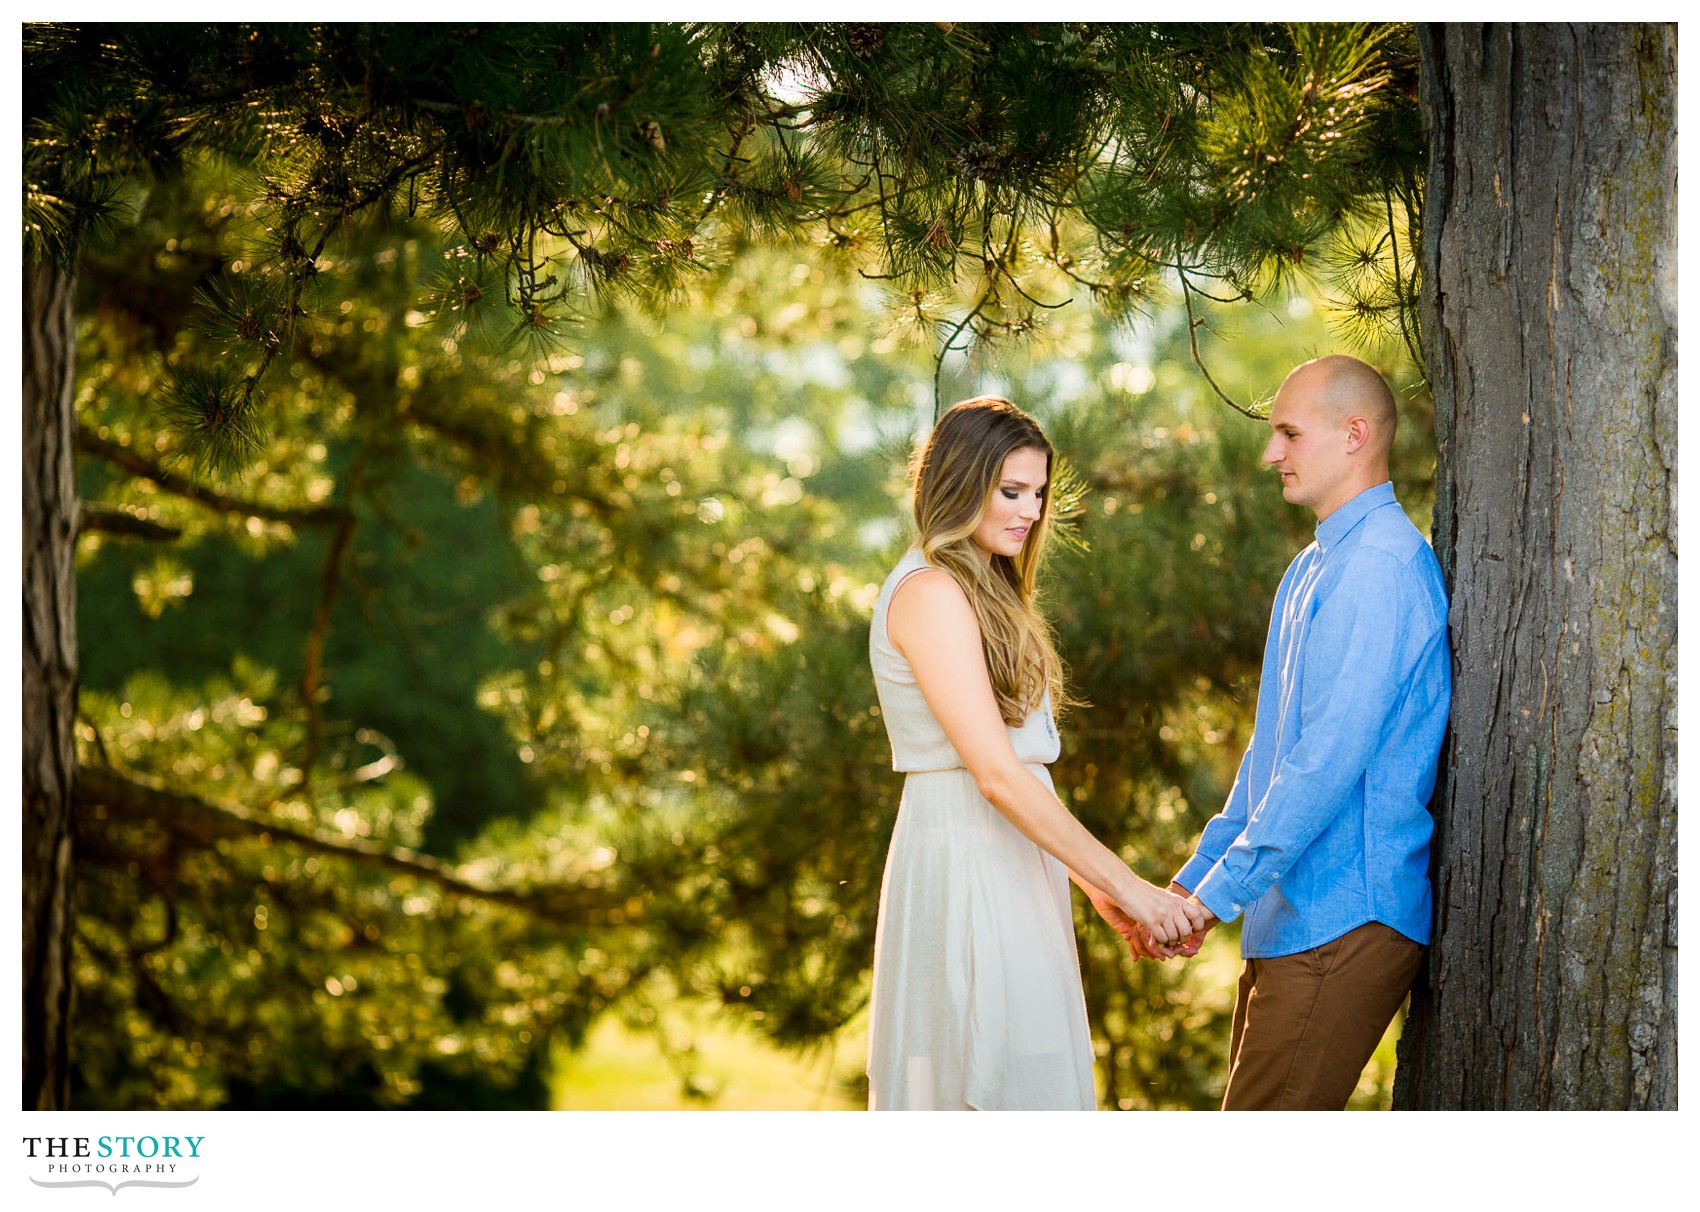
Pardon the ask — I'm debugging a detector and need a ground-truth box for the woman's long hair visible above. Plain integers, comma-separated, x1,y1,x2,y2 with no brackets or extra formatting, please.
911,397,1072,726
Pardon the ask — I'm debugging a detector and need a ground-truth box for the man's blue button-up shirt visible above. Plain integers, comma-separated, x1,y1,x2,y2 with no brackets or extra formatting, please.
1175,481,1450,958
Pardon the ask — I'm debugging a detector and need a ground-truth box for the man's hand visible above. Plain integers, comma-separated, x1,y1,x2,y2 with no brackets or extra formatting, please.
1127,923,1177,961
1169,882,1218,957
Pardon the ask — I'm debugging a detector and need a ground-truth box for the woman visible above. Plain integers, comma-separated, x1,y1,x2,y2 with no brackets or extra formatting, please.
866,397,1203,1111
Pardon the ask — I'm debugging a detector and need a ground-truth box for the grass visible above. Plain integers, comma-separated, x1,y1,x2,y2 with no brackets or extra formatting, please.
551,1000,869,1111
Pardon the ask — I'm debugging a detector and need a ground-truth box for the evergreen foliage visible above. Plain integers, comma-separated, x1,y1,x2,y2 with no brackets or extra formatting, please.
28,22,1421,438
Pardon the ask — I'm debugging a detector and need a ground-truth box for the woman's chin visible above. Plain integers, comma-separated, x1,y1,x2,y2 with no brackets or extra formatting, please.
970,536,1027,560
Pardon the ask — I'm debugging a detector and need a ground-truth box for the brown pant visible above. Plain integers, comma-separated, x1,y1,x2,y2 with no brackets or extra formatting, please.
1221,921,1425,1110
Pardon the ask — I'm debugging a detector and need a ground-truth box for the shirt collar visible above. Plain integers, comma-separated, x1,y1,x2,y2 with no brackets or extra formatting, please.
1315,480,1396,551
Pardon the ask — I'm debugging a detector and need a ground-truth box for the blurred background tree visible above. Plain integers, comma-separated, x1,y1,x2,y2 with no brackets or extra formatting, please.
27,22,1439,1109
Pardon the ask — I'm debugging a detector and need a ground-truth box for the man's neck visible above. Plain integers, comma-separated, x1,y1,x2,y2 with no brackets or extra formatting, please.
1312,475,1392,525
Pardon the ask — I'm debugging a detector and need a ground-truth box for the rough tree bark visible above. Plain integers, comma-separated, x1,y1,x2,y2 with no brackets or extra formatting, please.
1397,24,1677,1109
23,259,81,1110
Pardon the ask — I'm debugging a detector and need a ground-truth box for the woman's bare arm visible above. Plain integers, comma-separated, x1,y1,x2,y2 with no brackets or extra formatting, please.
887,567,1202,944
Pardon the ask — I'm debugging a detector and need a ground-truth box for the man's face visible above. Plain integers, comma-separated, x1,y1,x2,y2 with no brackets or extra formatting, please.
1262,373,1354,520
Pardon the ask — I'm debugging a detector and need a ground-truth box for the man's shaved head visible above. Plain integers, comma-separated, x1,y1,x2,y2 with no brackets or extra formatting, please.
1263,354,1398,521
1280,355,1397,455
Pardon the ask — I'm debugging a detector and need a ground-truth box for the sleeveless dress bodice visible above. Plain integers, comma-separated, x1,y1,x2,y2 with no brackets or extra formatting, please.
869,549,1061,773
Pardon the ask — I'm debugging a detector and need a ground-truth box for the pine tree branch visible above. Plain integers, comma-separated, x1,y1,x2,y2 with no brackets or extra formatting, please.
1004,274,1071,312
1190,282,1251,305
76,427,350,527
990,219,1069,312
932,283,995,419
294,507,359,798
694,117,757,229
403,60,745,133
77,504,183,542
411,98,588,129
1385,186,1424,377
870,146,902,280
224,139,445,427
1179,270,1260,420
74,763,633,925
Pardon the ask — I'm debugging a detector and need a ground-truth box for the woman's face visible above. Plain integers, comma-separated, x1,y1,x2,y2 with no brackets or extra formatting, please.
970,446,1048,560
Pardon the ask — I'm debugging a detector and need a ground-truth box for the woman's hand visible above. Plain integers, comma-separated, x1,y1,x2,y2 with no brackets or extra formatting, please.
1083,885,1142,946
1124,892,1218,962
1119,880,1209,952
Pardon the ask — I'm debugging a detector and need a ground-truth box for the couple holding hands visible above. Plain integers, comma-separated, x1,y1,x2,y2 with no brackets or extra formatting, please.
865,355,1450,1111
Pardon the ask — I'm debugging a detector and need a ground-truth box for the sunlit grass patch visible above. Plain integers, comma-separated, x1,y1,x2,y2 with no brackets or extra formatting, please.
551,1001,868,1111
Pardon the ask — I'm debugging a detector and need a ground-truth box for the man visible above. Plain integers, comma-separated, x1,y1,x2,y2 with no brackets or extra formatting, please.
1137,355,1451,1111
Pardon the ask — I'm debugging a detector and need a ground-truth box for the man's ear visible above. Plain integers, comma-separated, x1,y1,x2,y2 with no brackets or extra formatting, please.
1344,415,1370,452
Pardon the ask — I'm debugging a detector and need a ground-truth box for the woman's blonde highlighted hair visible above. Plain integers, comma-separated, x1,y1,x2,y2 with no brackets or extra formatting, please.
911,397,1071,726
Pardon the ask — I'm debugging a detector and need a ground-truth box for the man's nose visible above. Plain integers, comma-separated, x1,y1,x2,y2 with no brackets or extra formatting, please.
1262,436,1282,465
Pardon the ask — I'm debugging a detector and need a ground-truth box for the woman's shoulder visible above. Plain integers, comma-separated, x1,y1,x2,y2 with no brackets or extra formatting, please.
887,558,973,631
875,551,962,660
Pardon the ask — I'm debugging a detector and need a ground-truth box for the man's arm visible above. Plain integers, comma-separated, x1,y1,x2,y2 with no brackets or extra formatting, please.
1172,743,1256,894
1136,571,1293,962
1170,564,1295,892
1190,549,1417,924
1128,701,1256,960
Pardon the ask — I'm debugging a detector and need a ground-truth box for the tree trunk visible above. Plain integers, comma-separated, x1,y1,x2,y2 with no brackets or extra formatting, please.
23,259,80,1110
1397,24,1677,1109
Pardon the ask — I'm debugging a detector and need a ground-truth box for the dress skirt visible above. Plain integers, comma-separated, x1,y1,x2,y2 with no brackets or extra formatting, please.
865,763,1096,1110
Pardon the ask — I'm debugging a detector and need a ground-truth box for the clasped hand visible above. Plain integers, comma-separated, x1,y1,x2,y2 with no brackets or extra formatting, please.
1126,892,1217,961
1090,884,1216,962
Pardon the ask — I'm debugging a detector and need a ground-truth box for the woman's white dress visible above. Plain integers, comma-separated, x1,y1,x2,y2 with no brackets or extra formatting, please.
865,549,1096,1111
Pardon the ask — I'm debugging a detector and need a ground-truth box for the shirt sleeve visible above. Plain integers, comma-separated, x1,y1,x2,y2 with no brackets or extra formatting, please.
1192,548,1414,924
1174,561,1292,894
1174,741,1253,893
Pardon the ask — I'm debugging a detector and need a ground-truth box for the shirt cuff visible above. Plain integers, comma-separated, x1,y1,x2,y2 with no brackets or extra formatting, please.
1173,853,1216,895
1192,864,1255,925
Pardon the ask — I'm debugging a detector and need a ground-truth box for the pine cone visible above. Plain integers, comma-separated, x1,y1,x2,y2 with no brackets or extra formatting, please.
951,141,1001,182
845,23,884,58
